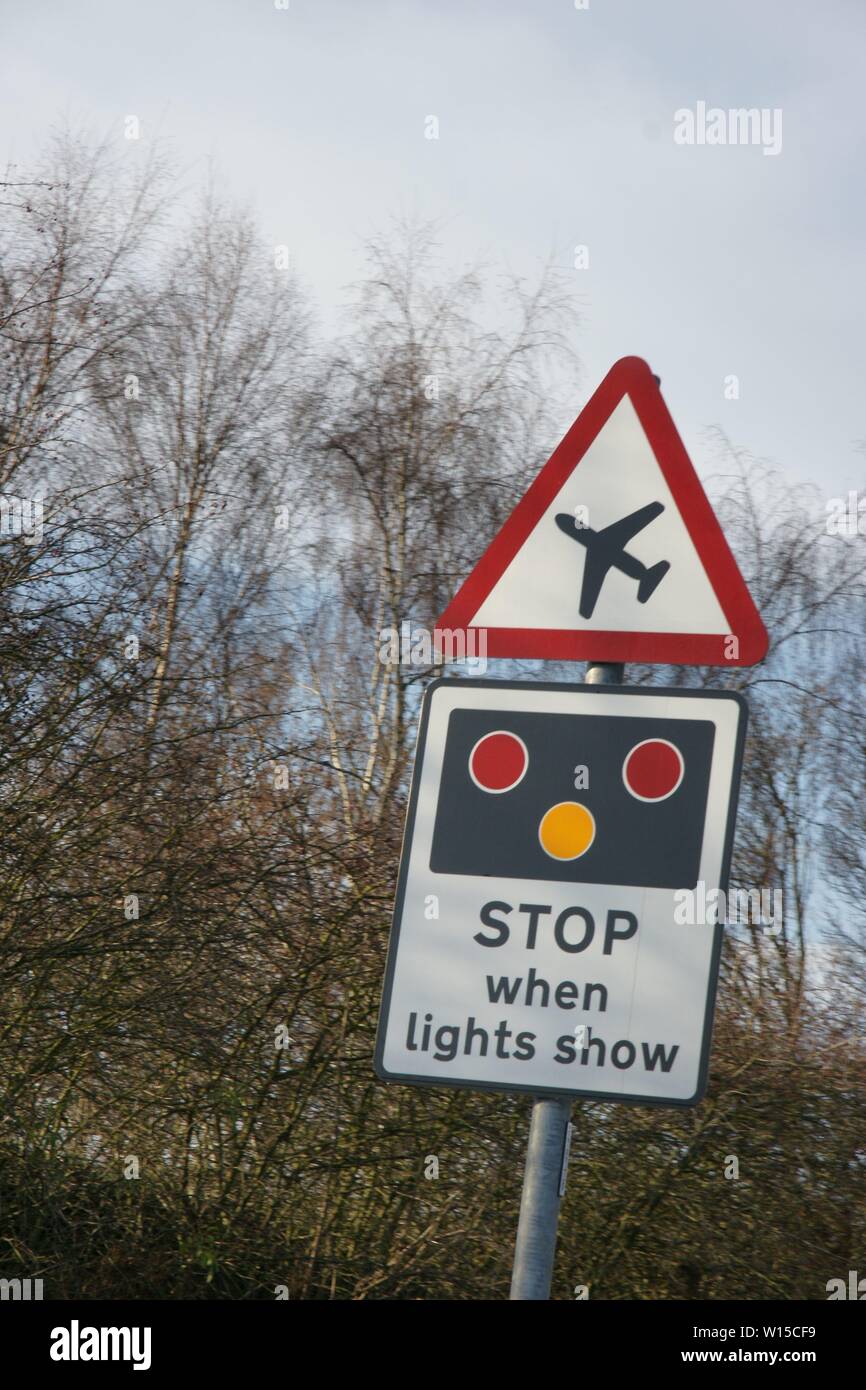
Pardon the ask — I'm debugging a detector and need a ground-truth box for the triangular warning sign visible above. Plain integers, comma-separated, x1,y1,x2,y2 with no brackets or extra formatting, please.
436,357,768,666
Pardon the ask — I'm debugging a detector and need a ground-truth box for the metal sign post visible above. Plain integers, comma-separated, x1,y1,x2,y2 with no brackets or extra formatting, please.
509,661,622,1301
375,357,765,1306
509,1094,573,1299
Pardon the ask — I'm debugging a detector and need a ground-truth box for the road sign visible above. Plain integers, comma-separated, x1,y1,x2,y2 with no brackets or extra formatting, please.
375,678,747,1106
435,357,768,666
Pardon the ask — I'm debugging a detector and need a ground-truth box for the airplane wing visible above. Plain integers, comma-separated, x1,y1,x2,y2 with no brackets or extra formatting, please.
596,501,664,550
578,546,608,619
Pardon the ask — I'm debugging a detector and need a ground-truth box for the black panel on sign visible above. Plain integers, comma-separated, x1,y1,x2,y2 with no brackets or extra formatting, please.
430,709,715,889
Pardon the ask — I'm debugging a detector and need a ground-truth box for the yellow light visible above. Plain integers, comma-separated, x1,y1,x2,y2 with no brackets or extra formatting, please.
538,801,596,860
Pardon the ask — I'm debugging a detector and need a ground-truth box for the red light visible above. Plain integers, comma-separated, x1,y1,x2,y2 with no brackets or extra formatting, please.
469,731,528,793
623,739,684,802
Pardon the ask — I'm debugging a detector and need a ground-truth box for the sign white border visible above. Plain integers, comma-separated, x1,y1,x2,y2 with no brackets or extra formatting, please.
375,680,748,1106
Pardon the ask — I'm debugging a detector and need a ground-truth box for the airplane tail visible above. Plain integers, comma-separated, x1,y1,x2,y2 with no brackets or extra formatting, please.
637,560,670,604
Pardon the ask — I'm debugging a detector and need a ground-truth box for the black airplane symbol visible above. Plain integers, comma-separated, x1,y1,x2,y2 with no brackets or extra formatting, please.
554,501,670,620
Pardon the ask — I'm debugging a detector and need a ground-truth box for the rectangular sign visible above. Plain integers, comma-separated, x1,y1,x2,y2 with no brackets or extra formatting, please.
375,679,747,1105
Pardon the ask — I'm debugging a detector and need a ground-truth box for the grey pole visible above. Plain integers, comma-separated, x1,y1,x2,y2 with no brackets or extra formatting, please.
508,658,624,1301
585,662,624,687
509,1093,573,1299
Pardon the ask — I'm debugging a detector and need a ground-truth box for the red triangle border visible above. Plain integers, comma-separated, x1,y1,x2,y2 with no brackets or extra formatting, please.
435,356,769,666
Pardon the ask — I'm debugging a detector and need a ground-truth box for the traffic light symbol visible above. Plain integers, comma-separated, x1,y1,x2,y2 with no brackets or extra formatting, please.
538,801,596,860
468,731,528,793
623,739,684,801
429,709,715,889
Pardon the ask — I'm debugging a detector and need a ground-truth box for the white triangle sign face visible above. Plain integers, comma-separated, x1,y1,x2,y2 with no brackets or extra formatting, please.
436,357,768,666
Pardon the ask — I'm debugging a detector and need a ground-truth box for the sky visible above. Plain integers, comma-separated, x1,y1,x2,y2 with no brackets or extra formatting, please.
2,0,864,503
